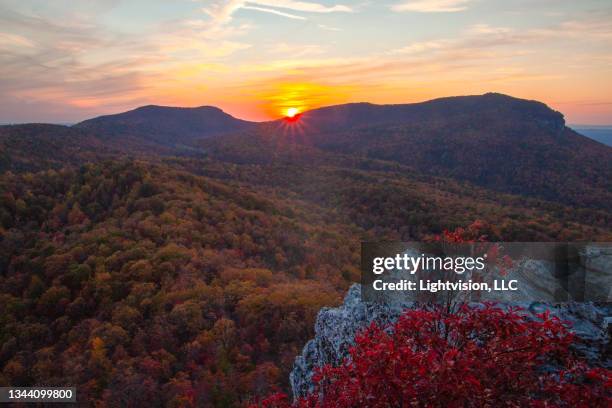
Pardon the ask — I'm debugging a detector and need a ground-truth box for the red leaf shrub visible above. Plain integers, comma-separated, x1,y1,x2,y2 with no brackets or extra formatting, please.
254,305,610,407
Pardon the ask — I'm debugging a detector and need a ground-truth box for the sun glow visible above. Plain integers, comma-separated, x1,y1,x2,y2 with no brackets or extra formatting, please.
286,107,300,117
255,82,352,120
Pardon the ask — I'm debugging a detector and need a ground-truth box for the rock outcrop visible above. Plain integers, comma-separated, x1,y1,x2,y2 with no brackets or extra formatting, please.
290,284,611,399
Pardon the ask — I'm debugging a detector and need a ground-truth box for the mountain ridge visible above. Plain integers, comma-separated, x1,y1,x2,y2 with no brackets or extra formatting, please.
4,93,611,210
70,92,588,150
199,93,612,211
7,94,610,137
276,92,566,134
74,104,257,146
72,92,567,134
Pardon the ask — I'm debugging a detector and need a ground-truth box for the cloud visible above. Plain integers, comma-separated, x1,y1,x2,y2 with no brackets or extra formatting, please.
252,0,352,13
202,0,351,26
0,32,36,48
202,0,244,26
268,42,326,56
318,24,342,32
389,40,452,55
391,0,472,13
242,5,306,20
388,18,612,58
253,13,612,98
466,24,512,35
0,2,253,122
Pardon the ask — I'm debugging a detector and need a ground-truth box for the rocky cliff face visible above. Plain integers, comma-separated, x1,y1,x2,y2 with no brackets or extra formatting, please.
290,285,612,399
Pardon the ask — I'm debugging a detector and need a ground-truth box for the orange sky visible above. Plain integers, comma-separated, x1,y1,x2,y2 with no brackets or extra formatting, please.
1,0,611,124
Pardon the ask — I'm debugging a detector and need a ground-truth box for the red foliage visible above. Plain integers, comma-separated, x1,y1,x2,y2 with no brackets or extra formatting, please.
433,220,490,243
254,305,611,408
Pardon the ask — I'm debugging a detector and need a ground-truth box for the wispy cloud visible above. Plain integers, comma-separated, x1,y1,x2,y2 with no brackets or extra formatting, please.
268,42,326,56
466,24,511,35
202,0,245,26
252,0,352,13
0,2,252,121
242,5,306,20
389,40,452,55
390,16,612,58
391,0,472,13
318,24,342,32
0,32,36,48
203,0,352,25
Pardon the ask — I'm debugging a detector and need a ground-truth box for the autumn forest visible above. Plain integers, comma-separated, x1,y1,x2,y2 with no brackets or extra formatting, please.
0,94,611,406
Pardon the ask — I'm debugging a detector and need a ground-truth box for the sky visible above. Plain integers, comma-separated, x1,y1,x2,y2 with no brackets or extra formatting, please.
1,0,611,124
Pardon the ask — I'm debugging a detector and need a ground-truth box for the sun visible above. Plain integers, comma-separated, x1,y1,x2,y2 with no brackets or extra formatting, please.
286,107,300,118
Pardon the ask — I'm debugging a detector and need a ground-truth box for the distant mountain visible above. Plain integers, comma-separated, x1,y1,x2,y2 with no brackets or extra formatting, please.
208,94,612,211
75,105,256,147
572,125,612,147
276,93,565,133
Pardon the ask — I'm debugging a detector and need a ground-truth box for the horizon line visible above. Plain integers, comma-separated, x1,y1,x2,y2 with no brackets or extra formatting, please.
1,92,611,127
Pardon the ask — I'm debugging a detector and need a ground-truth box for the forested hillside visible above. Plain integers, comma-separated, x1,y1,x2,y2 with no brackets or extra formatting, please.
0,125,112,173
0,160,357,405
206,93,612,211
